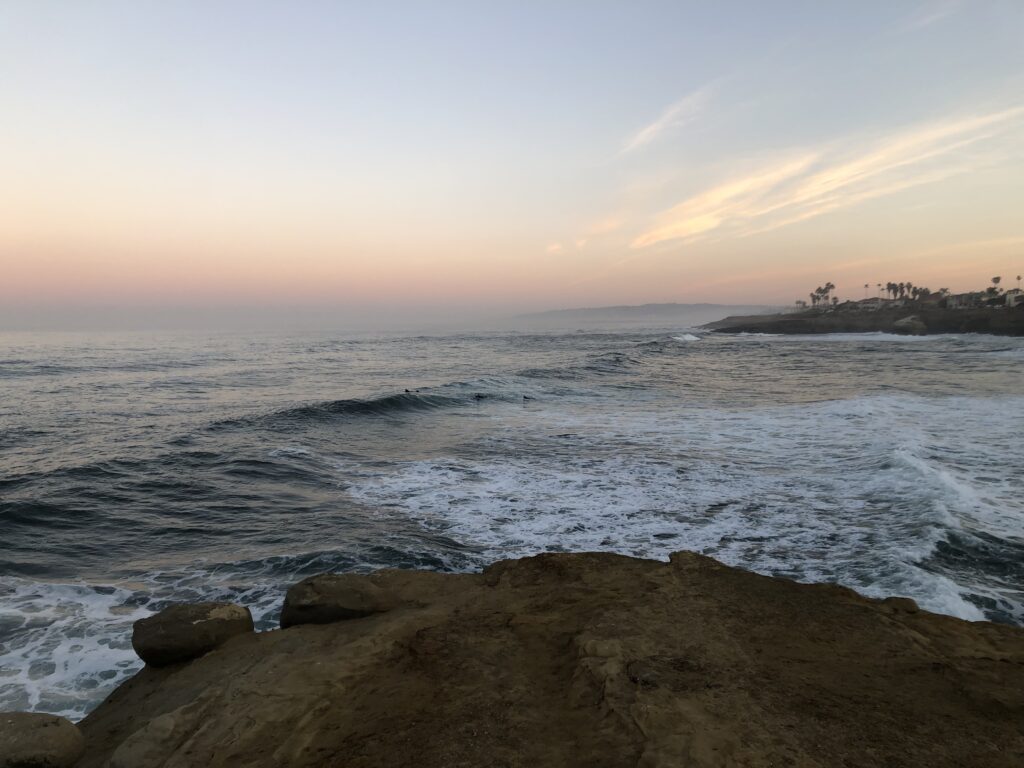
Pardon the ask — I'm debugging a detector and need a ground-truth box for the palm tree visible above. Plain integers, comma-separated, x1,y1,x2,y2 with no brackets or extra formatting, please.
992,276,1002,291
864,283,869,299
877,282,882,298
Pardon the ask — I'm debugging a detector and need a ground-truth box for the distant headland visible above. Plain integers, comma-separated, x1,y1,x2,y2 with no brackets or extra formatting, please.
706,276,1024,336
516,302,770,329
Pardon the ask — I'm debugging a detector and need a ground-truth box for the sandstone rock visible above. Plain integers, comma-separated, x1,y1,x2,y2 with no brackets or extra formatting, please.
132,602,253,667
882,596,920,614
280,573,396,628
0,712,84,768
75,553,1024,768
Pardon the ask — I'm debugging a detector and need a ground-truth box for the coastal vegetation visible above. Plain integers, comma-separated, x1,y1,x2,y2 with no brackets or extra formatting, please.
798,275,1021,310
709,275,1024,336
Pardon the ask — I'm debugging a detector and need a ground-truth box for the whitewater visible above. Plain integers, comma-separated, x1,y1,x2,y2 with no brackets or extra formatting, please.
1,328,1022,719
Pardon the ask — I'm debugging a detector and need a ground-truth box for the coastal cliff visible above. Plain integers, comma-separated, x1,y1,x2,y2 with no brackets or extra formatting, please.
704,306,1024,336
59,552,1024,767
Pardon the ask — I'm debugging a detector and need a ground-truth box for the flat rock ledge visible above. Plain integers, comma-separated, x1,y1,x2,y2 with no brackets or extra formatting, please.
279,573,398,628
132,602,254,667
0,712,84,768
71,551,1024,767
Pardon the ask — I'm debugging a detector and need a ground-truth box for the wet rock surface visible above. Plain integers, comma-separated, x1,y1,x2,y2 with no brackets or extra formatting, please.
75,552,1024,767
0,712,84,768
131,602,254,667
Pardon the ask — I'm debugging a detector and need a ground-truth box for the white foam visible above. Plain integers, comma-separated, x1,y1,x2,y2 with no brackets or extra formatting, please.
766,332,953,342
268,445,314,457
671,334,701,342
733,331,968,343
0,566,293,721
0,581,148,720
344,392,1023,623
988,347,1024,359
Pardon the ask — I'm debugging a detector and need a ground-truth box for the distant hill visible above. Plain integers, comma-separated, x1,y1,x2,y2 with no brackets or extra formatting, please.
516,302,773,329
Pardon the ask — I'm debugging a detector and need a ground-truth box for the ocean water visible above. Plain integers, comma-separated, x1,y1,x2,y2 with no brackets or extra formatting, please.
1,328,1023,719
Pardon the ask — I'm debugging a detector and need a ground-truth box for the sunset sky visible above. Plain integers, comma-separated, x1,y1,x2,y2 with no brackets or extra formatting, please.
3,1,1024,327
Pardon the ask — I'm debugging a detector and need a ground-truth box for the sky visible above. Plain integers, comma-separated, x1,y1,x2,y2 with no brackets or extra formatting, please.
2,1,1024,328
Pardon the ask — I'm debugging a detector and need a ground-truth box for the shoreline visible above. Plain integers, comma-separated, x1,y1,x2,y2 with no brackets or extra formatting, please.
704,306,1024,336
31,551,1024,767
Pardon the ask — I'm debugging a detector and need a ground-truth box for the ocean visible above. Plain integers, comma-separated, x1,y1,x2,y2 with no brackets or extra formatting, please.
1,327,1022,720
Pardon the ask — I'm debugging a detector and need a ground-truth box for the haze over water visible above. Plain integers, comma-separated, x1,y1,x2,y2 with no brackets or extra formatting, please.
2,327,1022,718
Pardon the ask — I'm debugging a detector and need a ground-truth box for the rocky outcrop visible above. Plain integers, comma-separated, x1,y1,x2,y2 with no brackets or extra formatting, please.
279,573,398,628
131,602,254,667
705,306,1024,336
71,552,1024,767
892,314,927,334
0,712,84,768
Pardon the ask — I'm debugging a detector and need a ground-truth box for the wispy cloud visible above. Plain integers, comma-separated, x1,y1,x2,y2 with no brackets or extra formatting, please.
547,239,588,254
631,106,1024,249
904,0,961,30
631,155,818,247
622,86,712,154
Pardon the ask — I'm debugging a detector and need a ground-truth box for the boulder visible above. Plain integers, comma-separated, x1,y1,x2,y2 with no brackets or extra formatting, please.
132,602,253,667
893,315,927,334
0,712,84,768
280,574,396,628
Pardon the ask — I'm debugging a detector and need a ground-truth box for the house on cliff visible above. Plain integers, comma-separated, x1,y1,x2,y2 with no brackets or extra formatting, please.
946,292,985,309
855,298,884,311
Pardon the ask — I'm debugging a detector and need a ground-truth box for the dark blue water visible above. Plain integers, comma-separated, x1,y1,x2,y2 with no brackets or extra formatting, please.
1,328,1022,718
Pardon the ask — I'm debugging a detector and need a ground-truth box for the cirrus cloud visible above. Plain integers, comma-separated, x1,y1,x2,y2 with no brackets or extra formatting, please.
631,105,1024,249
622,86,713,154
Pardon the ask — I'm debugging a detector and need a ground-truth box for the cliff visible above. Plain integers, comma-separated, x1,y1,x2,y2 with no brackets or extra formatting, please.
704,306,1024,336
68,552,1024,767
